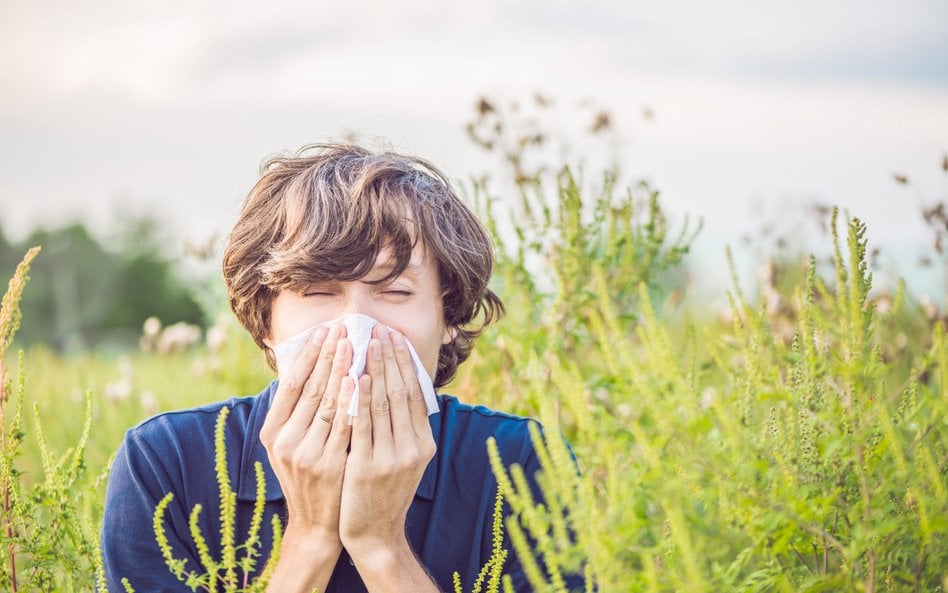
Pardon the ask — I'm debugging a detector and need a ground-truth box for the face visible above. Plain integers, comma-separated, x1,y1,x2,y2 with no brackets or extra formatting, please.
264,244,456,380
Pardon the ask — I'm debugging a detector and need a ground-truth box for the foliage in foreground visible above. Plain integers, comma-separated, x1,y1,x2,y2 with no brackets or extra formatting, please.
0,248,106,591
118,407,282,593
465,172,947,591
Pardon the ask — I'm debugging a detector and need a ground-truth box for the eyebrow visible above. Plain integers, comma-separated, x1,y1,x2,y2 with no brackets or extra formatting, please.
345,261,421,287
371,259,424,277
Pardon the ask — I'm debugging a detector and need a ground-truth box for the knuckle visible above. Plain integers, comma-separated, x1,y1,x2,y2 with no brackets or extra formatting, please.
402,449,422,466
259,424,275,446
390,386,409,403
320,343,337,361
320,396,338,412
371,398,390,415
378,459,397,476
300,380,322,401
291,450,319,472
279,377,302,394
270,438,295,463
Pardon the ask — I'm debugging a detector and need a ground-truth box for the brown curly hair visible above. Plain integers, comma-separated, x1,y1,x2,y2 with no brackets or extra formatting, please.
222,143,504,388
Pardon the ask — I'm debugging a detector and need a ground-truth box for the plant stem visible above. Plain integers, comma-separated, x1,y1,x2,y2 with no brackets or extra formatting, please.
1,361,17,591
789,542,814,574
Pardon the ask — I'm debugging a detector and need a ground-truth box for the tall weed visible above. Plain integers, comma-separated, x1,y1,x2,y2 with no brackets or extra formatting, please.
472,179,947,591
1,248,107,590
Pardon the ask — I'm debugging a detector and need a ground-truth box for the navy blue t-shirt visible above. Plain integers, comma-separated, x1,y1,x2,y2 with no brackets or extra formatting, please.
101,381,581,592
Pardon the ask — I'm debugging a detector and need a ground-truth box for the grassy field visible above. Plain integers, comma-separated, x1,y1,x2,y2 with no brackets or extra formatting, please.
2,175,946,591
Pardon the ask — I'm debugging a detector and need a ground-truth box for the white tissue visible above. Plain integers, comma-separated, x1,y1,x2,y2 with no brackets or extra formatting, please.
272,314,439,418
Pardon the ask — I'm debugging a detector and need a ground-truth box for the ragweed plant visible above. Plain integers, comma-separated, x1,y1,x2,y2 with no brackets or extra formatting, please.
458,166,697,419
123,407,281,593
481,207,947,592
452,487,510,593
1,247,107,591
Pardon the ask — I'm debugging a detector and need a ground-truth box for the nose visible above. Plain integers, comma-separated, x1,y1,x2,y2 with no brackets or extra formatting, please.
340,285,374,318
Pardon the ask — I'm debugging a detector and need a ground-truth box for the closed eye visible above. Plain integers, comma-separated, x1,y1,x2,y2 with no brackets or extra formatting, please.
383,290,413,297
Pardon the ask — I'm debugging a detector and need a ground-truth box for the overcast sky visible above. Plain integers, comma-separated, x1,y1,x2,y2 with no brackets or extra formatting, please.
1,0,946,299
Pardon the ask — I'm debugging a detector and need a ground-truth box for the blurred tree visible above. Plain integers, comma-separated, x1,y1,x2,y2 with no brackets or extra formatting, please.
18,223,117,350
0,217,205,352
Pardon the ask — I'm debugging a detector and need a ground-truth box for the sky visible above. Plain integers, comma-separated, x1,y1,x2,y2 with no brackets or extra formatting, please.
1,0,946,301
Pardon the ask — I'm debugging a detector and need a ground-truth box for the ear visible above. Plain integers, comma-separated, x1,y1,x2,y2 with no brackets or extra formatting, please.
441,325,459,345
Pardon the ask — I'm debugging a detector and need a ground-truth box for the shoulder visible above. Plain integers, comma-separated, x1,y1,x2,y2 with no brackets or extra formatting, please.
117,383,275,486
435,394,542,464
124,392,261,450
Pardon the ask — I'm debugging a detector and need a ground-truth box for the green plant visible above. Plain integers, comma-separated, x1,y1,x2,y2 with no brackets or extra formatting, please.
455,168,697,422
452,487,510,593
481,205,947,591
120,407,282,593
1,247,108,591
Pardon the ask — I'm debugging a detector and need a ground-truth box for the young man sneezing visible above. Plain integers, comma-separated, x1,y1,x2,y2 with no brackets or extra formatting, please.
101,144,582,592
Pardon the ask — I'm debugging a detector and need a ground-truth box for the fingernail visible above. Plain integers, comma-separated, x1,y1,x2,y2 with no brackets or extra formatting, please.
340,376,354,396
370,339,381,358
391,332,406,347
311,326,328,344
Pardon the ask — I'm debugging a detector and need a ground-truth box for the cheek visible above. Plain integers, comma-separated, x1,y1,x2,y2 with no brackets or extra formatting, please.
268,295,334,345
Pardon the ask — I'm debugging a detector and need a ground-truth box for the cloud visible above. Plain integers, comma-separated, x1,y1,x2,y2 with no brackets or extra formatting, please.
503,0,948,85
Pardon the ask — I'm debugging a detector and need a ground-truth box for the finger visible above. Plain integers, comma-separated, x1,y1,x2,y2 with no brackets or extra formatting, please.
392,331,432,440
284,325,345,436
298,377,341,453
379,328,413,445
324,377,355,458
265,326,330,429
367,338,393,450
294,328,352,447
350,375,373,459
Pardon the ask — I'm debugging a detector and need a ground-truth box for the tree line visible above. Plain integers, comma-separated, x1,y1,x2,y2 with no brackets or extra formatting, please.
0,217,205,352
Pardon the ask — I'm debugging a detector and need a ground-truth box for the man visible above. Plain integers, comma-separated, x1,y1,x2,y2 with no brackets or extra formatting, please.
101,143,580,592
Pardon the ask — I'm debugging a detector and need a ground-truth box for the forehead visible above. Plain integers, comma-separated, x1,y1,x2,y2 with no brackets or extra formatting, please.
369,244,433,279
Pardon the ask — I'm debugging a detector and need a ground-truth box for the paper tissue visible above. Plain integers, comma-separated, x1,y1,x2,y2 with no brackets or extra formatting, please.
272,314,439,418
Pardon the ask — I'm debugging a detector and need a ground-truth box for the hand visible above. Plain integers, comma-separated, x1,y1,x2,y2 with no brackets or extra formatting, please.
339,325,437,564
259,323,353,559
